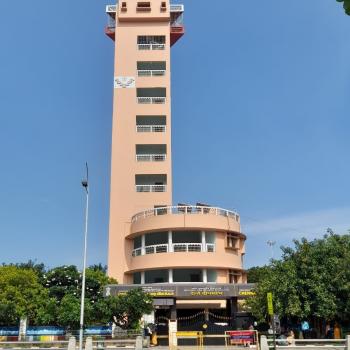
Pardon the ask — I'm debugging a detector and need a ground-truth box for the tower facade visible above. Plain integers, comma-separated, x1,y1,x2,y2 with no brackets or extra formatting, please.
106,1,251,317
106,0,182,282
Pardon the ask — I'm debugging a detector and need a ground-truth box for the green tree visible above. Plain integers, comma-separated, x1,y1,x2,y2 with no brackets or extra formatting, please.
95,289,153,329
44,265,116,303
247,233,350,324
43,265,81,301
0,262,119,327
35,298,58,325
0,266,51,326
57,294,93,330
43,265,118,327
337,0,350,15
247,265,271,283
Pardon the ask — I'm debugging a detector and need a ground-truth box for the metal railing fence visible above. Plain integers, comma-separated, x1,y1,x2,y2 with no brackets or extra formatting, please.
131,205,239,223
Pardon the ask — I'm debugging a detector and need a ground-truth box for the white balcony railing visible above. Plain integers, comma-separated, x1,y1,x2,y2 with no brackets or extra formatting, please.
137,70,166,77
136,185,166,192
145,244,168,254
131,205,240,223
131,243,216,257
132,248,142,257
136,125,166,133
136,154,166,162
173,243,202,252
137,97,166,104
138,43,165,50
206,243,215,252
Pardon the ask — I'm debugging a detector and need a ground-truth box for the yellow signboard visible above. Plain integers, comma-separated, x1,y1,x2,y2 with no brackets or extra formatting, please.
267,292,274,315
239,290,256,296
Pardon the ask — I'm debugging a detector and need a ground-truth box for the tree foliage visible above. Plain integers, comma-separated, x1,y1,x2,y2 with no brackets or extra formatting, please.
0,263,151,330
247,233,350,323
0,266,49,326
337,0,350,15
94,288,153,330
247,265,270,283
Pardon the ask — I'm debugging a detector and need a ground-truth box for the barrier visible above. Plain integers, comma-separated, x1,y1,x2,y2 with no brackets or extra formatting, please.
225,330,258,348
0,338,142,350
170,331,204,350
265,336,350,350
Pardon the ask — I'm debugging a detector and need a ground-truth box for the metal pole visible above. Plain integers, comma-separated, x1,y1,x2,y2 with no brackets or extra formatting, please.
79,163,89,350
271,314,276,350
267,240,276,260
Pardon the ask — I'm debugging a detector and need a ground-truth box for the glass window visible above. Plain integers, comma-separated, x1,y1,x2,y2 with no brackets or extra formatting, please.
145,232,167,246
226,233,238,249
133,272,141,284
205,232,215,244
229,270,240,284
207,269,217,283
134,236,142,249
172,231,201,243
145,269,168,283
137,35,165,44
173,269,203,282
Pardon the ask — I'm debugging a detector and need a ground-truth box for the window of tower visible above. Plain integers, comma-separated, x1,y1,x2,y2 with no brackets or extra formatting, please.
136,115,166,132
228,270,241,284
137,2,151,11
137,88,166,104
226,232,239,250
135,174,167,192
133,272,141,284
137,36,165,50
137,61,166,76
145,269,168,283
173,269,202,283
136,144,167,162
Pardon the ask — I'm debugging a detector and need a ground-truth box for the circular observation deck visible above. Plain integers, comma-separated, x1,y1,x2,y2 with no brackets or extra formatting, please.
129,205,241,237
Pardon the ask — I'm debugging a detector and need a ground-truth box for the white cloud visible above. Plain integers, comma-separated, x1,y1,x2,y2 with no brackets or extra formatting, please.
243,207,350,267
243,207,350,239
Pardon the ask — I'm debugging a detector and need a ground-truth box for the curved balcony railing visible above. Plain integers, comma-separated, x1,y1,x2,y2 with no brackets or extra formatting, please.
145,244,168,254
132,243,216,257
136,125,166,133
136,154,166,162
131,205,239,223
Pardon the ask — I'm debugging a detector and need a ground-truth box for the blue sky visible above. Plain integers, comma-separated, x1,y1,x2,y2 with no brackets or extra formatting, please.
0,1,349,269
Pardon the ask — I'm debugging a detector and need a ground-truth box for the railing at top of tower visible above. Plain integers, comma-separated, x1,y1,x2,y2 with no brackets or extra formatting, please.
131,205,240,223
106,1,184,12
106,4,184,13
170,4,184,12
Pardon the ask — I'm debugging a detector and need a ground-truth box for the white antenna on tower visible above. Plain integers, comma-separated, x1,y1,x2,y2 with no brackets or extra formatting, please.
267,240,276,260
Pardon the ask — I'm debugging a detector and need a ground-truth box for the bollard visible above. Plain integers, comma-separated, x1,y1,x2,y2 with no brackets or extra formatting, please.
260,335,269,350
346,335,350,350
136,335,143,350
68,337,76,350
85,337,93,350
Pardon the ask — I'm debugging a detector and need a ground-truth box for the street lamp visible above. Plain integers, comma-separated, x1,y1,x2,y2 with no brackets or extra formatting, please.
79,163,89,350
267,240,276,260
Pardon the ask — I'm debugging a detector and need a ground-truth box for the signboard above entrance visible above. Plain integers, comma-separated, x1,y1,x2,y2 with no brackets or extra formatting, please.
104,283,255,299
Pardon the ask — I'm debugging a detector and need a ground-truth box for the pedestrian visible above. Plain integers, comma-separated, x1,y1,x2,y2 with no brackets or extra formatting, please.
334,323,341,339
287,330,295,345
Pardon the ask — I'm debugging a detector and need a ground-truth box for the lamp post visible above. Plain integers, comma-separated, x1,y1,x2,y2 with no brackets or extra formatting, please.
79,163,89,350
267,240,276,260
